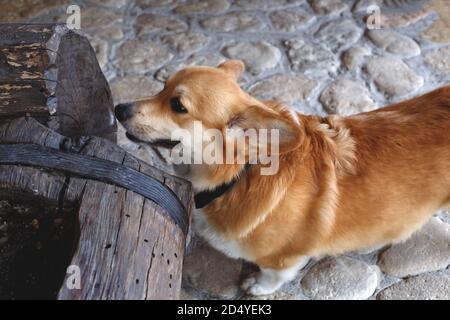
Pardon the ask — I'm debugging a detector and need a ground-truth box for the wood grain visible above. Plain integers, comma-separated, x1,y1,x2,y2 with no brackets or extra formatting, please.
0,118,193,300
0,143,189,235
0,24,117,142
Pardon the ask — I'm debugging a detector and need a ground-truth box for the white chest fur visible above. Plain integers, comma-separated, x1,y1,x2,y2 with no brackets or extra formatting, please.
192,207,251,260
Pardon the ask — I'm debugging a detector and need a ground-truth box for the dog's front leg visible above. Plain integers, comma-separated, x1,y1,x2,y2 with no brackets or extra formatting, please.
241,257,309,296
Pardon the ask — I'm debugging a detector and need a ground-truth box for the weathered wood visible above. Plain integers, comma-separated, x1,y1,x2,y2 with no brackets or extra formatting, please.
0,24,116,141
54,30,116,140
0,117,67,204
0,80,49,119
0,118,193,300
0,24,55,46
0,43,49,80
0,143,189,235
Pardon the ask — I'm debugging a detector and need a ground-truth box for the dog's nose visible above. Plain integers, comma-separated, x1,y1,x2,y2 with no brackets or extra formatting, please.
115,103,134,122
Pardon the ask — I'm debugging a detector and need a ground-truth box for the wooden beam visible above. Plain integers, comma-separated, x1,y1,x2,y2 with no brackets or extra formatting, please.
0,24,117,142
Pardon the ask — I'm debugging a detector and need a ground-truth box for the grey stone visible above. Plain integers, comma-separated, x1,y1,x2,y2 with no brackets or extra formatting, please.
137,0,177,8
179,287,199,300
420,1,450,43
378,218,450,277
367,30,421,58
135,13,187,36
249,74,317,104
301,256,380,300
0,0,68,23
110,76,163,104
174,0,230,15
366,56,424,97
93,25,124,40
424,47,450,75
270,8,316,32
201,12,263,32
162,32,209,56
437,209,450,224
315,19,363,51
234,0,300,9
60,5,122,38
320,79,375,115
87,0,127,8
117,40,174,74
81,7,121,29
382,6,432,29
352,0,381,13
156,53,226,81
243,291,298,300
342,46,371,70
223,41,281,75
183,241,243,299
285,39,338,74
377,273,450,300
88,37,109,71
310,0,349,15
38,10,67,25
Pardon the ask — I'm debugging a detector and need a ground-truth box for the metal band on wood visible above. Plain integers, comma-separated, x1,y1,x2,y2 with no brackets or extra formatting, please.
0,143,189,235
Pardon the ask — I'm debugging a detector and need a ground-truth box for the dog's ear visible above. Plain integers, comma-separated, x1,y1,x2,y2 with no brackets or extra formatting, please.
218,60,245,81
227,104,301,155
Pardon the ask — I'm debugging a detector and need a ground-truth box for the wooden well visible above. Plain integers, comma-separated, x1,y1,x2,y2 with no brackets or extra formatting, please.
0,24,192,300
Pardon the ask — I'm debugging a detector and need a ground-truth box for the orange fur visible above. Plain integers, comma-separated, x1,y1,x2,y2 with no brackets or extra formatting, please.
117,60,450,294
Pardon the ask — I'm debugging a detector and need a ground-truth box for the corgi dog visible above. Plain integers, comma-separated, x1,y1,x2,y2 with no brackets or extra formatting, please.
115,60,450,296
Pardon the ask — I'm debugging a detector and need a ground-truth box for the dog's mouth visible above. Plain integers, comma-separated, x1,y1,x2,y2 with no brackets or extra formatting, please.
125,132,180,149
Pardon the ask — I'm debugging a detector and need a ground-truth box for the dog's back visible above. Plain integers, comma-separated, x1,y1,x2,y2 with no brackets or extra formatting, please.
325,85,450,253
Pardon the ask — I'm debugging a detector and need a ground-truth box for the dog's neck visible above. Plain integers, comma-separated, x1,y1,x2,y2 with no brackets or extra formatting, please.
187,162,248,193
194,163,251,209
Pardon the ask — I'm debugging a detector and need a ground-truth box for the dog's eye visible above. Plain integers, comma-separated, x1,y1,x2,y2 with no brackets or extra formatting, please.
170,97,187,113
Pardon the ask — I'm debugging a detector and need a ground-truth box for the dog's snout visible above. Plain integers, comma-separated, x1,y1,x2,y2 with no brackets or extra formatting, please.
115,103,134,122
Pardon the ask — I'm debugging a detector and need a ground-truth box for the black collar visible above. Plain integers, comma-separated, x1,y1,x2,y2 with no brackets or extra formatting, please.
194,164,251,209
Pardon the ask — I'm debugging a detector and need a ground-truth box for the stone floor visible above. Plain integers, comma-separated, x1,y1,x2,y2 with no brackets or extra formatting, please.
3,0,449,300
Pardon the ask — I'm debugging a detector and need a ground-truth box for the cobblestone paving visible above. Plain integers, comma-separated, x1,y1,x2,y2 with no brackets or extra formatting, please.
3,0,449,300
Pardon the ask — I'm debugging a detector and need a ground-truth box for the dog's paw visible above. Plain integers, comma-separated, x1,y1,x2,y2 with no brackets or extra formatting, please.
240,275,257,291
241,274,276,296
247,283,277,296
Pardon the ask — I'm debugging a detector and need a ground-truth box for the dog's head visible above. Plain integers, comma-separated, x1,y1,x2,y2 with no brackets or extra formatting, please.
115,60,302,189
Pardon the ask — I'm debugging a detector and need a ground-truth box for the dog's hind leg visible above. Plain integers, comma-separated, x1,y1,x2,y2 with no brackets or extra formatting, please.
241,257,309,296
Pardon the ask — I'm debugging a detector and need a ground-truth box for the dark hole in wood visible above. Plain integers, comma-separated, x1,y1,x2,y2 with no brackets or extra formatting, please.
114,191,118,194
169,274,172,279
135,279,139,284
144,239,148,243
174,253,178,258
105,244,112,249
125,214,130,218
169,283,172,289
152,253,155,258
167,259,170,265
0,193,79,300
161,252,164,257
